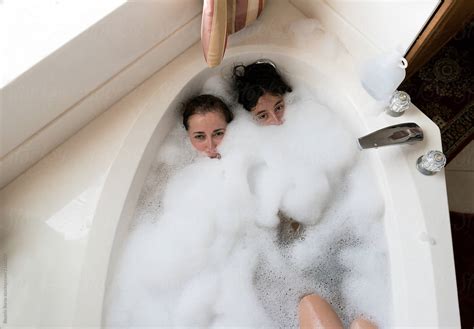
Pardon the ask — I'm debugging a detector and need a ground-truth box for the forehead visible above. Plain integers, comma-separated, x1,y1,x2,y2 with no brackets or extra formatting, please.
187,111,227,131
254,93,283,108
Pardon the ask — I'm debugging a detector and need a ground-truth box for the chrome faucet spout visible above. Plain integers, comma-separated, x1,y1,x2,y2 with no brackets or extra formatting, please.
358,122,423,149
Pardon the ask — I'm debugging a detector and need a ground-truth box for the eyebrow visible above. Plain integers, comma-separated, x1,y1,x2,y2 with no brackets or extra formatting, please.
273,99,283,108
193,127,225,135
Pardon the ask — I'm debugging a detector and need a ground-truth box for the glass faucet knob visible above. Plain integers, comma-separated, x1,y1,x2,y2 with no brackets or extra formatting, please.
416,150,446,175
387,91,411,117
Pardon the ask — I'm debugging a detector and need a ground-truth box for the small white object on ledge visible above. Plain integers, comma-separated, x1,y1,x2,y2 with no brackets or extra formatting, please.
359,50,408,105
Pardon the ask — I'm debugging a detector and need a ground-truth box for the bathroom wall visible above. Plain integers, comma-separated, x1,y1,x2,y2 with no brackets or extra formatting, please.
0,1,202,189
446,141,474,213
290,0,441,57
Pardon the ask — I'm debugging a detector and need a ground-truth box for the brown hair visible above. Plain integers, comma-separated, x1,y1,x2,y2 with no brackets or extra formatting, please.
182,94,233,130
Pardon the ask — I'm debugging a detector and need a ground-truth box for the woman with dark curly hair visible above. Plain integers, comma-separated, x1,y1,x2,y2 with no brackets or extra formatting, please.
232,60,292,125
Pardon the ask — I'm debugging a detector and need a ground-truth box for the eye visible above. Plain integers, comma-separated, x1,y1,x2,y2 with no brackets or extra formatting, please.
214,130,225,137
194,134,205,141
275,104,284,112
256,113,268,121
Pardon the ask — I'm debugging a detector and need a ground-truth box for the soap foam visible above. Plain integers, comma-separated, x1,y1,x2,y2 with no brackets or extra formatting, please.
105,10,392,327
104,76,391,328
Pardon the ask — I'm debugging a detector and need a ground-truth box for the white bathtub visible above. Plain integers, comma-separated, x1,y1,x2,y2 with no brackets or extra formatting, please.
0,1,459,328
71,37,460,329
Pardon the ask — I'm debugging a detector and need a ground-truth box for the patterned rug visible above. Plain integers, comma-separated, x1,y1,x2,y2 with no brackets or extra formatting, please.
400,19,474,163
450,212,474,329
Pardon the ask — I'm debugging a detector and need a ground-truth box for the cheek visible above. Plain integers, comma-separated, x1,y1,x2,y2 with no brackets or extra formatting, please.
214,135,225,146
190,138,206,152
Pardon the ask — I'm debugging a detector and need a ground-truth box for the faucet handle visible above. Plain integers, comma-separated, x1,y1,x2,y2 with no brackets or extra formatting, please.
416,150,446,175
386,91,411,117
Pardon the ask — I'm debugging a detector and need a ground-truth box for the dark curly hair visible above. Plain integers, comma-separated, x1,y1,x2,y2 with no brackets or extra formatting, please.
182,94,233,130
232,62,292,111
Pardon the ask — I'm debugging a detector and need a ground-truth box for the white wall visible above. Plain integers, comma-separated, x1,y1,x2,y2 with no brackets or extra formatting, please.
1,1,201,159
0,0,126,87
0,1,202,188
290,0,440,55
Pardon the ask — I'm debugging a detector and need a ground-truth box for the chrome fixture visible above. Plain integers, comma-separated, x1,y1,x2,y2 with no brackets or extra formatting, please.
358,122,423,149
416,150,446,175
386,91,411,117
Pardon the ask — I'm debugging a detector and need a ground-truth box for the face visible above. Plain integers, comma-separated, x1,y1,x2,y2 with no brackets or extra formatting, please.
187,111,227,158
251,93,285,125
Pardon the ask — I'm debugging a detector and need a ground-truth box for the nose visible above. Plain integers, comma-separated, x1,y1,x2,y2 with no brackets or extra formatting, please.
268,112,283,125
206,138,217,156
